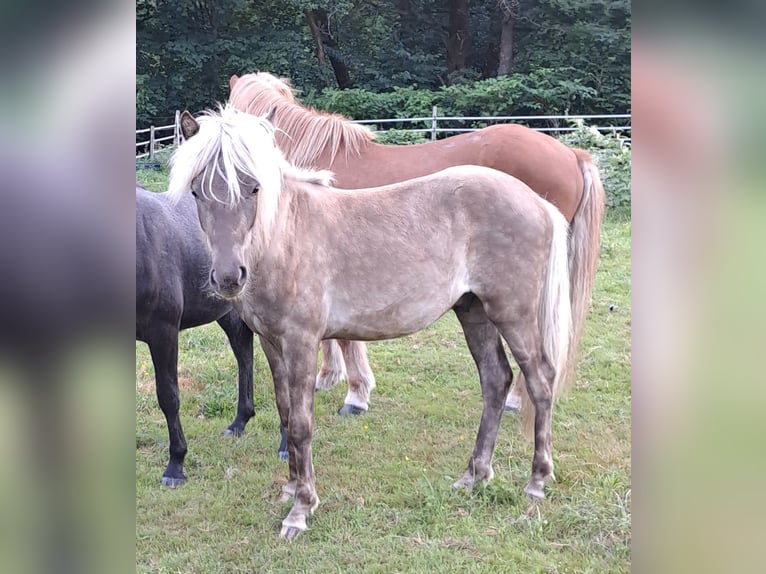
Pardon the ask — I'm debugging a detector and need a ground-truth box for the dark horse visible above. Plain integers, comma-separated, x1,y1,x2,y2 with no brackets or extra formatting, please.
136,184,286,487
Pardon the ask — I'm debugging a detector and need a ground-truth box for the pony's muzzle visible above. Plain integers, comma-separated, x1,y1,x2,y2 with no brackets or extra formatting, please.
210,266,247,298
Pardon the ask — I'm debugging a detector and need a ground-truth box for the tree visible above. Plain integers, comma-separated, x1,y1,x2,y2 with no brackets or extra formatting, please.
303,7,352,88
136,0,630,124
497,0,515,75
446,0,471,76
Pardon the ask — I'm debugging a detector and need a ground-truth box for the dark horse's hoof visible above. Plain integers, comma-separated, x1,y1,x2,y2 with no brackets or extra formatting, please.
338,404,366,416
161,475,187,488
278,450,289,462
224,426,244,437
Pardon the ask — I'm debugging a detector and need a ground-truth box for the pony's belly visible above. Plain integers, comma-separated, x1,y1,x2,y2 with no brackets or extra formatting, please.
325,267,469,340
326,291,463,341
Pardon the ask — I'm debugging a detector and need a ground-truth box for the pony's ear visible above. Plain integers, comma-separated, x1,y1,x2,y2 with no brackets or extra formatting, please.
263,106,277,124
179,111,199,140
229,74,239,90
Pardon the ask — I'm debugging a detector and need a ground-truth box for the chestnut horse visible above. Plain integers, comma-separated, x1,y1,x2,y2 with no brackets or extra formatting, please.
228,72,604,415
169,105,574,539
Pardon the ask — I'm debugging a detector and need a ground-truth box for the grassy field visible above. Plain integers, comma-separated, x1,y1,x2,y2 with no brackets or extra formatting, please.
136,168,631,573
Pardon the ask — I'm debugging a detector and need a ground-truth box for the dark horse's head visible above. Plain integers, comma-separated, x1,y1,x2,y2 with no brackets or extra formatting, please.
171,106,282,300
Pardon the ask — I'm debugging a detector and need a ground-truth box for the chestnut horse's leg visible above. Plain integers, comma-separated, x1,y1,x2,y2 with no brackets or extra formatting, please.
504,376,525,412
146,325,188,487
337,340,377,416
218,311,255,437
315,339,347,390
261,333,321,540
452,298,513,492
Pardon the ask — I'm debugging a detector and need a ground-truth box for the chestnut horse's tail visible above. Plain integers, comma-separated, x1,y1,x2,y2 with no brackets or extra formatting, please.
564,149,606,394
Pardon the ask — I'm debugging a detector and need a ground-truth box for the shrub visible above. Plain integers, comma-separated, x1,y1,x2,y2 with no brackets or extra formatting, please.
373,128,428,145
558,120,631,209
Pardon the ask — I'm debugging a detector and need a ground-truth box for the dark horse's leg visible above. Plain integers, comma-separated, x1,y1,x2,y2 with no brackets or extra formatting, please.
146,326,187,487
452,295,514,491
218,311,255,437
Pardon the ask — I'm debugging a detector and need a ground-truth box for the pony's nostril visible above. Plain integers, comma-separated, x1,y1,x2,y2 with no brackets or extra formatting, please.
237,266,248,285
210,268,218,286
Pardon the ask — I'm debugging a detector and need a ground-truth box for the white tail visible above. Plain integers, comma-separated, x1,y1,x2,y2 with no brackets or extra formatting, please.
539,203,573,397
521,201,573,435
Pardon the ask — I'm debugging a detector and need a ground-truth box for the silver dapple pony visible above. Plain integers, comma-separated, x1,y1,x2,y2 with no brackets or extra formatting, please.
168,105,574,540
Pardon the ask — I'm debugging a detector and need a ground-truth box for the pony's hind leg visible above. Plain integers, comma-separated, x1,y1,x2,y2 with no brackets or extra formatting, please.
496,322,557,499
315,339,347,390
217,311,256,437
452,297,513,492
146,326,187,488
337,340,376,415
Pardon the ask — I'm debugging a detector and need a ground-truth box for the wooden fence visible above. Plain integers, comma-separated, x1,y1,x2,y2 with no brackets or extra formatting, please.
136,109,631,161
136,111,180,163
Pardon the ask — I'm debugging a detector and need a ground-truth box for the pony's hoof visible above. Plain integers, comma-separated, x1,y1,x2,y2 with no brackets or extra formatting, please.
161,476,186,488
224,426,244,437
278,450,289,462
338,404,366,416
523,482,546,500
279,526,304,541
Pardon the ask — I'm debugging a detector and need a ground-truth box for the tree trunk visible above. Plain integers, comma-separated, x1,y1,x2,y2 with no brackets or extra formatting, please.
304,8,352,89
497,3,514,76
485,3,502,77
447,0,470,75
304,8,327,68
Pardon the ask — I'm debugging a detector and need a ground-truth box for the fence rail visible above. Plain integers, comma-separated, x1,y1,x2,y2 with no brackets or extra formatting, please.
136,109,631,161
136,111,180,162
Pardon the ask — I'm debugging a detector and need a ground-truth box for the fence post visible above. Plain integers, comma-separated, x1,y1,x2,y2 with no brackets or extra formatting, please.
149,126,155,161
174,110,181,146
431,105,438,141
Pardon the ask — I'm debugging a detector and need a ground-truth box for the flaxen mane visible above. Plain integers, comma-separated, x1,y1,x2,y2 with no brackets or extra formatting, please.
168,104,333,249
229,72,375,168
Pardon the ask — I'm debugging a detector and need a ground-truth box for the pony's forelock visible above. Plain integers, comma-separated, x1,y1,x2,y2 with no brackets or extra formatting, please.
167,104,288,249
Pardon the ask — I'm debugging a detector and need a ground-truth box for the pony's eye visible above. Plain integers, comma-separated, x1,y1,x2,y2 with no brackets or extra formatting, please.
252,184,259,195
191,190,198,198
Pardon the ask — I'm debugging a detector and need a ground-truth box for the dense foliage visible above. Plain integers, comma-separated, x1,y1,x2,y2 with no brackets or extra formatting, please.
137,0,630,126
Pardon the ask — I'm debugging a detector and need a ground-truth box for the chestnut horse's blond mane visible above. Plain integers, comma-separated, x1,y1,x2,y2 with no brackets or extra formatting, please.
229,73,375,168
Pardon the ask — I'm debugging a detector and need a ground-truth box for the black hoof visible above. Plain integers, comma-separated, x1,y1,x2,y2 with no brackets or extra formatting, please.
338,404,366,416
278,450,289,462
161,475,187,488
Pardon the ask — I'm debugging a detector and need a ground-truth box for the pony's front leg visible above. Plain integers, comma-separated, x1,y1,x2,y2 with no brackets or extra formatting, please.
337,340,376,416
258,336,297,492
280,335,321,541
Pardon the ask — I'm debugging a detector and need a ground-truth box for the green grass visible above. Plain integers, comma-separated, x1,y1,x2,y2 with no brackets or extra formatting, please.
136,169,631,572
